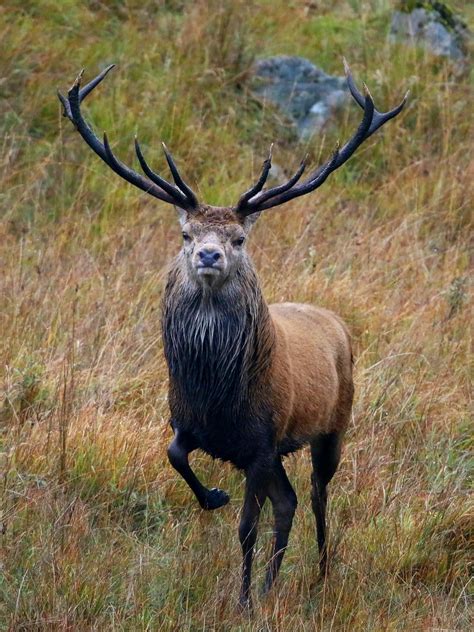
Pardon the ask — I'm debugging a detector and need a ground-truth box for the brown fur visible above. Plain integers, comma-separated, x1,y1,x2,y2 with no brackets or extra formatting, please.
269,303,353,442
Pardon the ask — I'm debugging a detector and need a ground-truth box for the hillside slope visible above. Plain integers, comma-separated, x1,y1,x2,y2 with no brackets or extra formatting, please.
1,1,472,629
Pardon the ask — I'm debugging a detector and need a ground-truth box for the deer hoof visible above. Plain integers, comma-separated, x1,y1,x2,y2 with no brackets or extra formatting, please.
202,488,229,510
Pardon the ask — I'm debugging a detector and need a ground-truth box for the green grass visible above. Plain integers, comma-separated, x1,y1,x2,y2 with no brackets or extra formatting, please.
1,0,473,629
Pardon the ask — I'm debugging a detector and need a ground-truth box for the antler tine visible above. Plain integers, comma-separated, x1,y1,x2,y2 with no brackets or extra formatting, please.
342,57,365,109
102,132,187,203
58,65,115,122
236,145,273,211
58,67,199,210
255,143,342,212
236,60,407,215
79,64,116,103
161,143,199,208
343,57,409,137
135,138,189,206
240,157,308,215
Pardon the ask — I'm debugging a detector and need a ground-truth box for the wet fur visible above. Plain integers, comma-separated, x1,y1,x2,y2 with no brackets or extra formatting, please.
163,251,276,469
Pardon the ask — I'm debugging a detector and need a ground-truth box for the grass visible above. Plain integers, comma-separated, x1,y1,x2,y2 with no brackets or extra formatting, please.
1,0,472,629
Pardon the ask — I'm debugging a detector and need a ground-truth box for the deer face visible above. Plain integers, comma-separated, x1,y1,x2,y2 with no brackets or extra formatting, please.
178,207,252,289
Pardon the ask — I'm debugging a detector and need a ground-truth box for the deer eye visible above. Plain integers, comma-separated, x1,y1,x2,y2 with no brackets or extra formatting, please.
182,232,191,242
233,236,245,247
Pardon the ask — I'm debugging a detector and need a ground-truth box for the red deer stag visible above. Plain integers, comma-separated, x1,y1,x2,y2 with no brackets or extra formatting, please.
58,62,407,609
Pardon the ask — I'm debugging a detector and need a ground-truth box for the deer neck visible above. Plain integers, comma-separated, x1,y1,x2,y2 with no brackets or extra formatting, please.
162,256,275,417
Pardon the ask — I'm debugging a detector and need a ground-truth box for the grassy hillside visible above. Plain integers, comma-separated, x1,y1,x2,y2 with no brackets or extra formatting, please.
1,0,472,629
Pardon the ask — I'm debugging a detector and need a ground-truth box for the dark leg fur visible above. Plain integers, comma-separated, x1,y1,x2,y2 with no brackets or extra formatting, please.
238,458,272,610
167,427,229,510
310,432,342,575
262,458,297,594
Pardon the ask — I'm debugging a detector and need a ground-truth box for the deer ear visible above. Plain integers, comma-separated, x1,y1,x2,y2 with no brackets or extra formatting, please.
175,206,189,227
243,211,262,232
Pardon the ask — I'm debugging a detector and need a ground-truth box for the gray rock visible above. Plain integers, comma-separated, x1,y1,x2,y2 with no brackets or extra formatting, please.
390,7,470,66
249,56,349,140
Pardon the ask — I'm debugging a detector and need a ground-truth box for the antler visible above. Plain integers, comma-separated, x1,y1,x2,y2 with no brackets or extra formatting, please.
236,60,409,217
58,66,199,211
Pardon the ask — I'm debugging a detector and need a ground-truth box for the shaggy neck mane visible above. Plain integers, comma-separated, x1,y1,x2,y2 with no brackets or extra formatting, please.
162,255,274,419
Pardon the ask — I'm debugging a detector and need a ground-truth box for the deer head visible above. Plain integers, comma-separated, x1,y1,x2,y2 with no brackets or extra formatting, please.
58,62,408,290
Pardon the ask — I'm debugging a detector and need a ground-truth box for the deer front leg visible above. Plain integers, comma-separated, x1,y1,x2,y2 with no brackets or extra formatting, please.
167,425,229,510
238,459,271,610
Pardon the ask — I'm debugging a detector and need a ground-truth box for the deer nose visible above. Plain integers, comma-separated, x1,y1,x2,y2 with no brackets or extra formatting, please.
198,248,222,266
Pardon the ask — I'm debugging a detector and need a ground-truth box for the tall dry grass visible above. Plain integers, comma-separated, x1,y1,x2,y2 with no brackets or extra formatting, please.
1,0,472,629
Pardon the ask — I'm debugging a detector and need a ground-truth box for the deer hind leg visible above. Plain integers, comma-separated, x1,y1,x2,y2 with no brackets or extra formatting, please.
167,424,229,510
262,458,298,595
310,431,342,576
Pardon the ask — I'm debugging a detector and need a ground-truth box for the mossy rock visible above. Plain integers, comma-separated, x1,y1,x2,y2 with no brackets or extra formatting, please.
391,1,471,66
397,1,467,32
